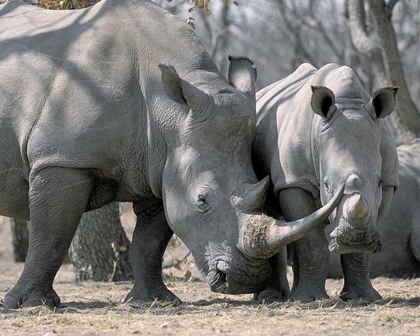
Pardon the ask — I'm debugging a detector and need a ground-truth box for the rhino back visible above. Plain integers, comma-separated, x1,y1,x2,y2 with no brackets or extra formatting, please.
254,63,319,197
374,140,420,276
0,0,222,207
396,139,420,183
1,1,146,194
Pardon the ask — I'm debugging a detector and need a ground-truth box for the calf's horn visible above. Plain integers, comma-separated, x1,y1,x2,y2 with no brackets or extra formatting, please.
343,193,370,225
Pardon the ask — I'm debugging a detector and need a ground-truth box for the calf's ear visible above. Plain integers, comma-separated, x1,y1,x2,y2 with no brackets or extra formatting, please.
228,56,257,95
159,64,210,112
368,86,398,119
311,86,336,119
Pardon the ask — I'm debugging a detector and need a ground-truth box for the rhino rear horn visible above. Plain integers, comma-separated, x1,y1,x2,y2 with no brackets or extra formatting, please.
231,176,270,213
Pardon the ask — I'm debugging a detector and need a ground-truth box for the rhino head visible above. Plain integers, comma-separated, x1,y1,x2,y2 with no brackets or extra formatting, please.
158,57,343,294
311,85,398,254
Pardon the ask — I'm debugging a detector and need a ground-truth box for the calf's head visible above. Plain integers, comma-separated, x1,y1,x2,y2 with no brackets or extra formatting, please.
158,57,343,294
311,85,398,254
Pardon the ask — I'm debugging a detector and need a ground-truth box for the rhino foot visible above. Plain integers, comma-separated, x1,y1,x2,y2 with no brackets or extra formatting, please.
253,288,289,303
4,285,60,309
124,286,182,306
340,253,381,301
340,286,381,302
291,286,329,302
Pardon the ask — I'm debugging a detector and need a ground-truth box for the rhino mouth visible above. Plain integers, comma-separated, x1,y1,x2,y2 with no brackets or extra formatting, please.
329,227,381,254
206,260,270,294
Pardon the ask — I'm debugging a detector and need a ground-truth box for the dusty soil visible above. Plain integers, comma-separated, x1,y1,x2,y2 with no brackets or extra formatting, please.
1,217,419,335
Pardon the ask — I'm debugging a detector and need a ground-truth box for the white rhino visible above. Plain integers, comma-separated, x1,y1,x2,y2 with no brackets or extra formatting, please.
329,139,420,278
251,63,399,302
0,1,343,308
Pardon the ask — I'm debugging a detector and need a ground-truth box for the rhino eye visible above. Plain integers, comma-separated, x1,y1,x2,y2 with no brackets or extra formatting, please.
194,195,211,213
378,179,383,188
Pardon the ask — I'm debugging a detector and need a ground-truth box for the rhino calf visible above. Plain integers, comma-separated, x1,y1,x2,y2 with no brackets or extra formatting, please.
253,63,399,302
329,139,420,278
0,1,343,308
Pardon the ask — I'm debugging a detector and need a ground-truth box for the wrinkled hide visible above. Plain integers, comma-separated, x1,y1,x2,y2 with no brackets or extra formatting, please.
0,0,343,308
329,139,420,278
254,63,399,254
252,63,399,302
0,0,273,307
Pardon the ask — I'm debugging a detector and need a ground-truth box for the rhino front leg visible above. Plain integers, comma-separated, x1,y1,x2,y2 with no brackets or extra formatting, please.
340,253,381,301
253,248,290,302
125,200,179,304
279,188,330,302
4,167,93,308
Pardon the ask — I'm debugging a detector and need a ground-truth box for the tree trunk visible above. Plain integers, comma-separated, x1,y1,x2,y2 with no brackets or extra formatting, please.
347,0,420,143
69,203,133,282
10,219,29,262
9,203,133,282
367,0,420,142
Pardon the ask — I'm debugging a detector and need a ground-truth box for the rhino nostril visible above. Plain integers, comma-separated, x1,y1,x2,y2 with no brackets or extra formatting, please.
210,270,227,293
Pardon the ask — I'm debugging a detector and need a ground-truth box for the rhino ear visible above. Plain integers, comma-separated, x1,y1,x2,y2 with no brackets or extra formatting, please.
159,64,187,105
311,86,336,119
159,64,210,111
368,86,398,119
228,56,257,94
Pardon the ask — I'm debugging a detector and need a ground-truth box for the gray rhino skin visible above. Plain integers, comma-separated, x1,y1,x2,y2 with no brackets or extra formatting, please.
329,139,420,278
0,1,344,308
253,63,399,302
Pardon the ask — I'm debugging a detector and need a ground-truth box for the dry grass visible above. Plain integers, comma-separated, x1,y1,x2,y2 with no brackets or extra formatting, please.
1,221,419,335
1,277,419,336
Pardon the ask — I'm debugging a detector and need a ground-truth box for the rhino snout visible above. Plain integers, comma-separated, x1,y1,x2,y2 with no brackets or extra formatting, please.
329,189,382,254
329,218,381,254
207,258,271,294
329,235,381,254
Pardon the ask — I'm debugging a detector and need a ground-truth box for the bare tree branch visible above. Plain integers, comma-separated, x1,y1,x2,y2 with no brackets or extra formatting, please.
387,0,400,13
277,0,321,67
347,0,388,85
368,0,420,141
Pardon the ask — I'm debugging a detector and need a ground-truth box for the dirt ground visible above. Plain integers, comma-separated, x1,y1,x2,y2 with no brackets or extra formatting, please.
1,217,419,336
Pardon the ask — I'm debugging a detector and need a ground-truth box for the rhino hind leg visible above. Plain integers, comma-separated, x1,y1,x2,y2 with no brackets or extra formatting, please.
253,248,290,302
125,200,180,304
340,253,381,301
4,167,94,308
410,218,420,267
10,218,30,262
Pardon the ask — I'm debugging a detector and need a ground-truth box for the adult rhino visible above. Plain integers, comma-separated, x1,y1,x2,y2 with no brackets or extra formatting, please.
329,139,420,278
250,63,398,302
0,1,343,308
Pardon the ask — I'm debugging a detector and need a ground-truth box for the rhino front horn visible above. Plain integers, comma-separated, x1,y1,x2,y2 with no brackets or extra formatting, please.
237,184,345,260
343,193,370,225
